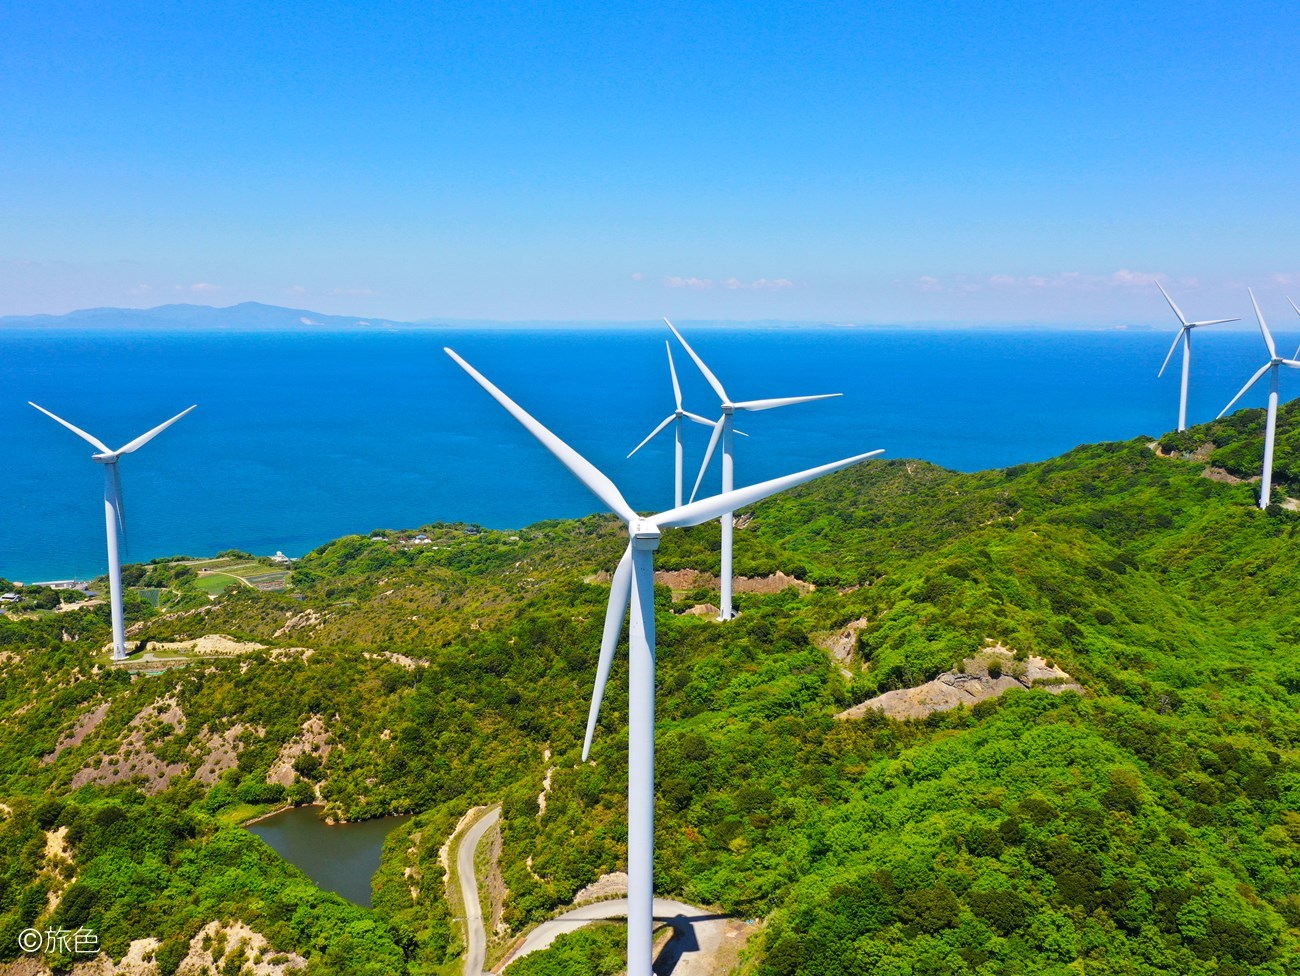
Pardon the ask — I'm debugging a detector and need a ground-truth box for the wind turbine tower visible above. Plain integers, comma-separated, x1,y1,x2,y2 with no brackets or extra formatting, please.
1216,290,1300,509
626,342,719,508
668,320,840,620
30,403,196,660
1156,281,1238,431
444,347,880,976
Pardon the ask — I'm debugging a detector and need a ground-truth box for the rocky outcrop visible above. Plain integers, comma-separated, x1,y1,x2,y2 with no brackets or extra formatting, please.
837,645,1082,721
654,568,814,594
192,723,264,785
42,701,111,764
813,617,870,666
266,716,335,787
70,697,187,794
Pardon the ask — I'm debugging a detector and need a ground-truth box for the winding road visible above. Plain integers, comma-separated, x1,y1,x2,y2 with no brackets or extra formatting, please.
455,806,733,975
457,806,500,976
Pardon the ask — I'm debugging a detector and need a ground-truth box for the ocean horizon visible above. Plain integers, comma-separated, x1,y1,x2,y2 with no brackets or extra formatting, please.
2,325,1293,582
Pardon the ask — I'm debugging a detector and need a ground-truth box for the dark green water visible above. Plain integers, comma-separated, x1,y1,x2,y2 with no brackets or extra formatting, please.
246,806,411,907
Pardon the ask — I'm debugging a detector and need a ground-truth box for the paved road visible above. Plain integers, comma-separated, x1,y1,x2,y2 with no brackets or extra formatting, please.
499,897,730,975
458,806,501,976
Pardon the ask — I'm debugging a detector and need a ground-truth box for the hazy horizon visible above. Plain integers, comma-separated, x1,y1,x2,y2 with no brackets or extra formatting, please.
0,297,1287,333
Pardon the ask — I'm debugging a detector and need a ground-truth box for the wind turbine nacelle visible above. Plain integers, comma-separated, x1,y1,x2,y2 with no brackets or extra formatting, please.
630,520,661,549
91,453,119,464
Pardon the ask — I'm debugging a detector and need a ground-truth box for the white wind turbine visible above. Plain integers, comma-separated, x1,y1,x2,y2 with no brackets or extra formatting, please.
1156,281,1239,431
30,402,196,660
1217,289,1300,510
444,346,880,976
626,341,735,508
668,320,840,620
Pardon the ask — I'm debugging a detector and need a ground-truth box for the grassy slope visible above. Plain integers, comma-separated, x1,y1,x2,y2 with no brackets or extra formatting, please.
0,408,1299,974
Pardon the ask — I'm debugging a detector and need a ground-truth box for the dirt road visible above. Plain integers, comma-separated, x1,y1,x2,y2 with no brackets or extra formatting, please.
499,897,730,975
458,806,500,976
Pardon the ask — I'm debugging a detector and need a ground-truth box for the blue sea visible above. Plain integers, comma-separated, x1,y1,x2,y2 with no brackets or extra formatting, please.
1,326,1292,582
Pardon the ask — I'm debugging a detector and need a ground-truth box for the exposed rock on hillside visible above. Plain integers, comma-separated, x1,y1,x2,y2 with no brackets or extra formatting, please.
192,723,263,785
41,700,110,764
573,872,629,904
176,921,305,975
266,716,336,787
140,634,267,656
813,617,870,666
70,696,187,793
654,568,814,594
837,645,1081,721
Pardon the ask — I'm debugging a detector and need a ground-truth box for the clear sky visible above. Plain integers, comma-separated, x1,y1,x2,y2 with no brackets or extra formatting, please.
2,1,1296,323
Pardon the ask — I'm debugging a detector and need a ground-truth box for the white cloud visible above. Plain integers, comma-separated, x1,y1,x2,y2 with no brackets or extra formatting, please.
1110,269,1161,287
664,275,795,291
1271,273,1300,286
916,270,1171,294
286,284,307,295
664,276,714,290
188,282,220,293
630,272,645,282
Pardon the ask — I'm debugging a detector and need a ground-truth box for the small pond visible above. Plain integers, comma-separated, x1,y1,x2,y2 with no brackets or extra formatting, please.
246,806,411,908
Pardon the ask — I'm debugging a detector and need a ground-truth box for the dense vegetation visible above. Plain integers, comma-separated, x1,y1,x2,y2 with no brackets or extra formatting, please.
1,405,1299,974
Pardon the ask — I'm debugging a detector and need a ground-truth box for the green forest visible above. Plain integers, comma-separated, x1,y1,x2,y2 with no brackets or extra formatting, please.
2,402,1300,975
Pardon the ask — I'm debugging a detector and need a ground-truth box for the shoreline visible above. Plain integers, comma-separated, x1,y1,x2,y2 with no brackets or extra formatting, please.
240,801,321,827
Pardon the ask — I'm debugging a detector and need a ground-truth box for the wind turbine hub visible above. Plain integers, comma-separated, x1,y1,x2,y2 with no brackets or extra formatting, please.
629,519,661,549
91,453,117,464
721,403,735,415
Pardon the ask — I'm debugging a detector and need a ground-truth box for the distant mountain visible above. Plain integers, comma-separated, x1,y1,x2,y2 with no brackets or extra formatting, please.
0,301,420,332
0,304,783,333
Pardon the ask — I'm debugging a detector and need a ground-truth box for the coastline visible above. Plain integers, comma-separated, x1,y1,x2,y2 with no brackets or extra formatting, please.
240,801,321,827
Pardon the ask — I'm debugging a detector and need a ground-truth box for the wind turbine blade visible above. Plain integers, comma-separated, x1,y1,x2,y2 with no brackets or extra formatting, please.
109,462,127,558
654,450,885,529
732,393,841,412
444,349,638,523
665,342,682,411
1282,360,1300,369
582,545,633,761
1157,329,1184,378
28,403,112,454
627,414,675,458
689,418,725,503
114,405,197,455
1156,281,1190,327
682,411,717,428
1218,362,1272,419
1249,288,1276,359
665,319,729,403
1189,318,1239,327
1289,299,1300,359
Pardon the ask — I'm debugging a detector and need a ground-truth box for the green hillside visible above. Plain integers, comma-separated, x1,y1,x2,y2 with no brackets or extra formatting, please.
2,405,1299,975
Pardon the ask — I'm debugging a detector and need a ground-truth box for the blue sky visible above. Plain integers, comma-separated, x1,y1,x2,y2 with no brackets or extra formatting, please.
2,0,1296,323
